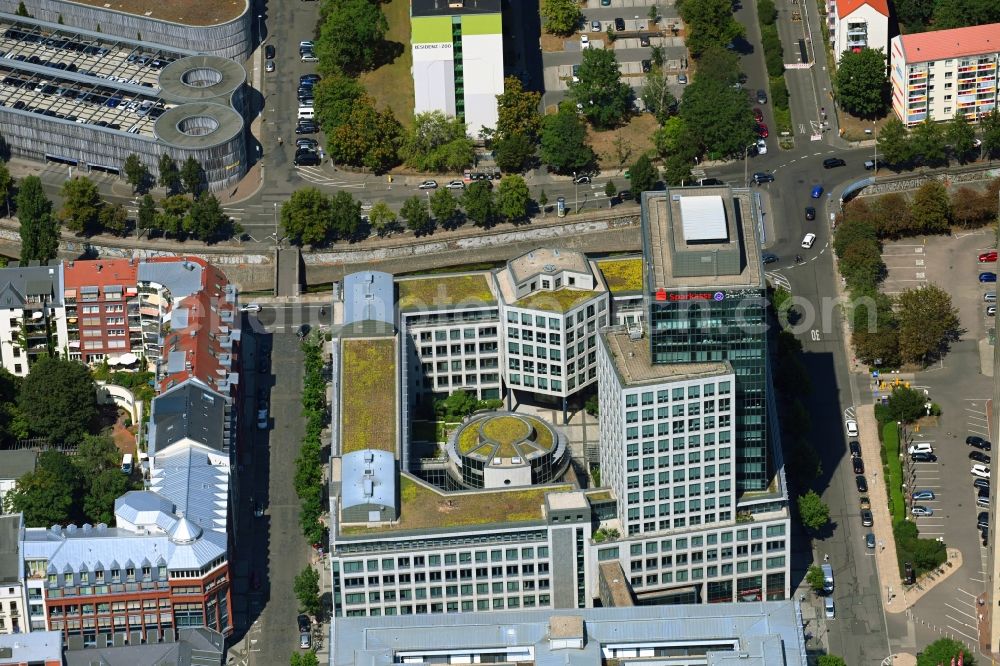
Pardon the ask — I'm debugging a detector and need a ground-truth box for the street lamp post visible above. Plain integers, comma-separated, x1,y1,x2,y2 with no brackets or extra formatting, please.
573,172,579,214
873,122,878,181
257,14,263,44
134,196,140,240
273,201,279,248
744,145,750,186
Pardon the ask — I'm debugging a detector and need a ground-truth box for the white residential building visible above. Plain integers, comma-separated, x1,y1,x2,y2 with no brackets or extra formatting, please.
0,514,26,635
0,263,68,377
827,0,889,62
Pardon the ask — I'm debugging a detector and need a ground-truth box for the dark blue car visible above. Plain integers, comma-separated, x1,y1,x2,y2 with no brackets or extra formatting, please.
811,185,824,198
980,272,997,283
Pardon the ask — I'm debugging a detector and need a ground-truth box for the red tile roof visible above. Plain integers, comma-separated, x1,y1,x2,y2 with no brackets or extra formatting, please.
898,23,1000,63
63,258,139,290
836,0,889,19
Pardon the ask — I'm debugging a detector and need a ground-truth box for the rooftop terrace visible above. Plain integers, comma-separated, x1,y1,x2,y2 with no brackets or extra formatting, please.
340,476,569,534
455,413,555,460
340,337,397,455
396,273,495,311
66,0,246,26
596,257,643,293
514,288,601,313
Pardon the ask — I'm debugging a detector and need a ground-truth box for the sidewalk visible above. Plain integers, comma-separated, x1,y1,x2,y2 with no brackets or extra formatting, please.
858,404,964,614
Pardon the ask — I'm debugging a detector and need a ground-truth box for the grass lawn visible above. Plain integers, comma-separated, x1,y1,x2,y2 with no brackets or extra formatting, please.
587,114,660,171
341,338,396,454
597,258,643,292
341,476,570,533
882,421,905,522
839,111,893,142
359,0,415,127
397,275,495,310
515,289,601,313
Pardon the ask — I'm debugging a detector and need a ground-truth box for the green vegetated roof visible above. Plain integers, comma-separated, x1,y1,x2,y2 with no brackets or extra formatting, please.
397,274,495,310
340,338,396,455
456,414,554,461
482,415,531,447
341,476,571,534
514,288,601,313
598,258,644,293
587,490,613,502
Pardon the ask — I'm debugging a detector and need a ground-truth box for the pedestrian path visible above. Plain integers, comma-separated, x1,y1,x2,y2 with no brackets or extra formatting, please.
858,404,964,614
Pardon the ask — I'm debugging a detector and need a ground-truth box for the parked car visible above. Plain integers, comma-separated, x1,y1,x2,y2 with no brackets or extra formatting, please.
811,185,824,198
753,171,774,184
855,475,868,493
910,451,937,462
860,496,871,510
845,419,859,437
971,451,992,464
614,17,626,31
639,35,650,47
296,138,318,150
823,157,846,169
293,151,320,167
762,252,779,264
756,89,767,104
580,34,590,48
300,51,318,62
801,233,817,249
753,107,764,122
641,59,652,73
242,303,262,313
805,206,816,221
297,614,311,633
987,305,997,317
980,272,997,283
446,180,465,190
265,59,275,72
849,441,862,457
907,443,933,455
978,495,991,508
756,138,767,154
911,490,935,501
979,250,998,263
677,73,688,84
756,123,769,138
975,478,991,490
861,509,873,526
574,175,591,184
257,408,268,430
418,180,438,189
300,632,311,649
865,532,876,549
264,44,275,59
591,19,602,31
978,511,990,530
971,464,991,478
295,120,318,134
911,506,933,517
968,436,993,451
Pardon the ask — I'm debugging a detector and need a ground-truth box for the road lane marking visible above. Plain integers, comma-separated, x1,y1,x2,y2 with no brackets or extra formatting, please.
945,603,977,620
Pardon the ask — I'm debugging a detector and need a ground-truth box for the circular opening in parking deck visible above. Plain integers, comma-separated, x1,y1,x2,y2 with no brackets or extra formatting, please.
177,116,220,136
181,67,223,88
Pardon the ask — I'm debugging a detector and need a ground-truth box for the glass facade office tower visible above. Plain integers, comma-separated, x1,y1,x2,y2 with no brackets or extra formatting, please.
641,188,769,491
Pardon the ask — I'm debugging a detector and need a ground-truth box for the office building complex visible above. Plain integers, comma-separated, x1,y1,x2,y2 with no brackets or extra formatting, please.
332,601,808,666
891,22,1000,126
410,0,504,136
826,0,888,60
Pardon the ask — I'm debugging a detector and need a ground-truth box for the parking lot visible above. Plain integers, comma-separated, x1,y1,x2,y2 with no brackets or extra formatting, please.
540,4,688,106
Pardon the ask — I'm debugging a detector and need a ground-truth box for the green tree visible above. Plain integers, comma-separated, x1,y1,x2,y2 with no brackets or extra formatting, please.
185,193,233,243
931,0,1000,30
315,0,388,74
74,434,121,478
15,1,28,17
401,195,434,235
156,195,191,238
947,111,977,162
137,194,158,238
662,154,693,186
16,175,58,263
327,96,401,174
693,44,740,86
851,293,900,367
281,188,333,247
653,116,699,160
99,202,128,236
584,394,599,417
571,48,633,130
805,564,826,593
313,73,365,135
494,134,536,173
640,68,677,124
910,180,951,234
83,468,130,525
629,154,659,194
291,653,321,666
0,160,13,217
539,104,596,174
885,386,928,423
435,389,480,418
329,191,362,241
835,48,887,118
537,190,549,218
157,154,181,194
368,201,399,237
7,450,81,526
605,180,617,199
429,188,460,229
894,0,934,31
293,565,322,617
462,181,497,227
59,177,102,235
677,0,744,57
876,117,911,166
540,0,582,35
180,157,205,195
916,638,976,666
910,117,947,166
495,77,542,142
817,656,848,666
680,78,755,158
400,111,474,172
982,108,1000,160
496,175,531,223
20,357,97,445
797,490,830,531
897,284,960,365
122,154,151,193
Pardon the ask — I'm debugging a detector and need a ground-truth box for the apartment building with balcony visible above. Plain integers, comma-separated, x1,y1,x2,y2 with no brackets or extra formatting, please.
826,0,888,61
891,23,1000,126
0,515,25,636
62,259,142,365
0,263,66,377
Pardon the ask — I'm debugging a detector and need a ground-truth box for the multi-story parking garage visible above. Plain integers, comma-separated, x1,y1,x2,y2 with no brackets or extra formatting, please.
0,14,247,191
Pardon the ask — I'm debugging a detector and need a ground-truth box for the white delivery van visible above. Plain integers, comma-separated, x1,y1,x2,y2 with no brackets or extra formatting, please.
121,453,133,474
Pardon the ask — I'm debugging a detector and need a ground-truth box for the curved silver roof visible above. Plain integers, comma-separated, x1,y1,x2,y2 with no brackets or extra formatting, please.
157,55,246,104
342,449,396,512
153,101,243,150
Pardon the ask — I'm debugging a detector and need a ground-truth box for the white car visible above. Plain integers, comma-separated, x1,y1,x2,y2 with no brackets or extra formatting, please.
581,34,590,48
907,443,933,455
242,303,262,313
418,180,438,189
801,233,817,249
257,408,268,430
845,418,858,437
756,138,767,155
971,464,991,478
446,180,465,190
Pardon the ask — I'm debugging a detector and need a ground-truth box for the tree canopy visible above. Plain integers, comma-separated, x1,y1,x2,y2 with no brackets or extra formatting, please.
6,450,82,525
540,104,595,174
629,154,659,194
401,196,434,236
796,490,830,531
495,77,542,142
293,565,322,617
570,48,633,130
835,48,888,118
281,188,335,247
16,175,58,263
19,357,97,445
462,181,498,228
916,638,975,666
316,0,388,75
157,154,181,194
496,175,531,223
897,284,960,365
59,177,102,235
400,112,474,172
540,0,582,36
876,117,912,166
677,0,744,57
327,96,402,173
680,78,755,158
